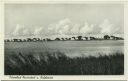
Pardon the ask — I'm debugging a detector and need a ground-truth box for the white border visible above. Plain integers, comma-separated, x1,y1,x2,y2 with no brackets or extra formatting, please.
0,0,128,80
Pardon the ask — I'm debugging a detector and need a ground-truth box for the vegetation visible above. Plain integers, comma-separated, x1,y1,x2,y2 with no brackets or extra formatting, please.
5,51,124,75
4,35,124,42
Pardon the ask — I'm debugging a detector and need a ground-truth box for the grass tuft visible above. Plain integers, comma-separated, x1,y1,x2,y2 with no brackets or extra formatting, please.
5,51,124,75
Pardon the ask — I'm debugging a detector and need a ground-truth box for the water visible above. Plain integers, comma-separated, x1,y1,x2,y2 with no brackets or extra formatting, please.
5,40,124,57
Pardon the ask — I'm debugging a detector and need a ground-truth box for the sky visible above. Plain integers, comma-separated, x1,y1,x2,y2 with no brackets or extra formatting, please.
5,4,124,38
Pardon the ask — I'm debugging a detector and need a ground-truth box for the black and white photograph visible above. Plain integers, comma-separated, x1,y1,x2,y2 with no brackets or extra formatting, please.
2,80,127,81
4,3,124,75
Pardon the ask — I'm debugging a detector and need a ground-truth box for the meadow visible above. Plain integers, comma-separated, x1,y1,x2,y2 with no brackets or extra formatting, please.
5,40,124,75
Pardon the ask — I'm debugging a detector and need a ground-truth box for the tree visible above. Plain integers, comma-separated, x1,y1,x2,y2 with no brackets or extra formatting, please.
68,38,71,40
72,37,76,40
55,38,60,41
13,39,18,42
19,39,22,42
7,39,10,42
77,36,83,40
104,35,110,40
61,38,65,41
110,36,115,40
90,37,95,40
119,37,124,40
46,38,52,41
84,37,88,40
43,39,46,41
27,38,32,42
23,39,27,42
37,38,41,41
33,38,37,42
65,38,68,40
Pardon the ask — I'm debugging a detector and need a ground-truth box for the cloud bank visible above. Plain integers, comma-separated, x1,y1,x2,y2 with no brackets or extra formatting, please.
11,18,123,38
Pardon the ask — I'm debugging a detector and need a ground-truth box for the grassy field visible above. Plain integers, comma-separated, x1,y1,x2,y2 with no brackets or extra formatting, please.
4,40,124,57
5,51,124,75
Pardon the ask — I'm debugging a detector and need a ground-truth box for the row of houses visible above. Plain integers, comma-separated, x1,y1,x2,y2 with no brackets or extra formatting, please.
4,35,124,42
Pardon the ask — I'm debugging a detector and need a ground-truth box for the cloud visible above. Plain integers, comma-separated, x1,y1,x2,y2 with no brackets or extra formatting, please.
22,29,29,35
11,18,122,38
70,24,80,35
79,22,94,34
12,24,32,37
46,18,72,35
34,27,44,35
99,19,121,34
12,24,24,36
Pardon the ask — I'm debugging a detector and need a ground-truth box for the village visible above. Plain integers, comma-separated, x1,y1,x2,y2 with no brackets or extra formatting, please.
4,35,124,42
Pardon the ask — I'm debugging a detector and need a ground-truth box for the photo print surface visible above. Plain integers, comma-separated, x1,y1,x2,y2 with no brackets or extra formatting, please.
4,3,124,75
